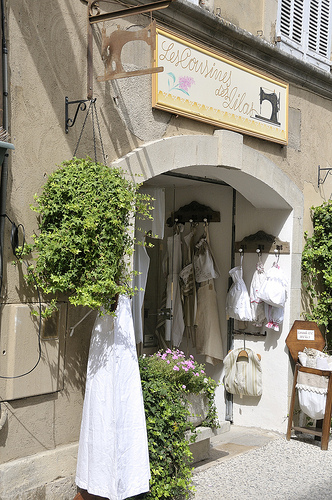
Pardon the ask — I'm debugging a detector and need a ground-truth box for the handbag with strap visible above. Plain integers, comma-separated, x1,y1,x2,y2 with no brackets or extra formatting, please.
224,348,262,397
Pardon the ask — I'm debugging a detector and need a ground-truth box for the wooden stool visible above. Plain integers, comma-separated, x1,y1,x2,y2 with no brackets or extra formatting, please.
286,363,332,450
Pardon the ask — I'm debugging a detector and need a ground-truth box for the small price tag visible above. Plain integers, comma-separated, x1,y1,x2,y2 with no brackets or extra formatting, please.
297,329,315,341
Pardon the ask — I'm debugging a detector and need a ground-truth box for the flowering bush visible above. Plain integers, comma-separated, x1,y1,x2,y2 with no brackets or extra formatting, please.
137,349,219,499
143,349,218,404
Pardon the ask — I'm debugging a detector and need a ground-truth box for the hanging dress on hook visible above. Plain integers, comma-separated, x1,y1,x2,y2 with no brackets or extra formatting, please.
257,262,288,309
179,227,197,346
249,257,266,327
165,227,185,347
194,225,224,365
257,261,288,332
226,256,252,322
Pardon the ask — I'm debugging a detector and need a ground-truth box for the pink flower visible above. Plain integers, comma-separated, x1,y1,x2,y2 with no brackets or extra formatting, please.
182,385,186,389
178,76,195,92
173,365,180,371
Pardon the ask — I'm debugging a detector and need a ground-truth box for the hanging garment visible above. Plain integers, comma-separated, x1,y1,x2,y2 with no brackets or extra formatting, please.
195,279,224,365
257,263,288,308
179,229,197,345
223,347,262,397
193,230,220,282
249,260,266,327
133,187,165,343
226,266,252,322
165,231,185,347
264,303,284,331
76,296,150,500
132,243,150,344
139,187,165,240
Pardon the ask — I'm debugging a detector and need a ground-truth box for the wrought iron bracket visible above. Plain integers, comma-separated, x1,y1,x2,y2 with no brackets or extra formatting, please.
65,97,90,134
318,165,332,187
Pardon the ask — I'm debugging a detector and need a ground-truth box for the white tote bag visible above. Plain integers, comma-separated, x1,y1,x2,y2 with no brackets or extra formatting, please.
224,348,262,397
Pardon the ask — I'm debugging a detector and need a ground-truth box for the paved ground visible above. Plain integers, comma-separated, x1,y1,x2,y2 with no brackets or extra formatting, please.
193,424,281,473
192,425,332,500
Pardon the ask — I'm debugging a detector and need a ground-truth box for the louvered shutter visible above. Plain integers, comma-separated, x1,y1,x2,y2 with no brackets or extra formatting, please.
308,0,330,57
280,0,304,44
277,0,332,70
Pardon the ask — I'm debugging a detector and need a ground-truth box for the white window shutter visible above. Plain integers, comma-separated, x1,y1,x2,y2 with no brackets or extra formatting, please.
280,0,304,44
308,0,331,57
277,0,332,70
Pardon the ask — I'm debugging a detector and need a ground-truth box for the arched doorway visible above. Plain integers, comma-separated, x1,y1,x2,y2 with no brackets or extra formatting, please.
112,129,303,432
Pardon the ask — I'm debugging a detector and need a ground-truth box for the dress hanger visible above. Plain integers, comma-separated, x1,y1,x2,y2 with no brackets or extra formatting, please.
236,335,261,360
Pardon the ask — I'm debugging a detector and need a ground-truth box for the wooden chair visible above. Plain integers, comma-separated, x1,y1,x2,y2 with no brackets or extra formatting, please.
286,363,332,450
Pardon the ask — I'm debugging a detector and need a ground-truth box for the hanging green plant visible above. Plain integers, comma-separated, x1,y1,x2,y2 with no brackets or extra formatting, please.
23,157,152,316
302,200,332,349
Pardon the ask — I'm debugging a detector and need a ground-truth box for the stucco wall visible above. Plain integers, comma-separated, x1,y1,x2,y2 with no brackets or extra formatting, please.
0,0,331,497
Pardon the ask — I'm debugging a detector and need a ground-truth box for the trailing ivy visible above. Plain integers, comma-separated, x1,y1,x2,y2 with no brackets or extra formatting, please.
302,200,332,349
24,157,152,315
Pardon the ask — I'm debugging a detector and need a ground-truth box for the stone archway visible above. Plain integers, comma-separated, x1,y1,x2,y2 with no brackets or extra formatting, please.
112,128,304,323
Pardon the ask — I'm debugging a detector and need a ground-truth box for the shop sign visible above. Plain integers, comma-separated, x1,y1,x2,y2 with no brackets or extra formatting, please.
153,27,288,144
297,329,315,341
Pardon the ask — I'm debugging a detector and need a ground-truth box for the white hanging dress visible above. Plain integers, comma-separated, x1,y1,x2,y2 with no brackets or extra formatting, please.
226,263,252,322
76,296,150,500
194,227,223,365
165,231,185,347
249,259,266,327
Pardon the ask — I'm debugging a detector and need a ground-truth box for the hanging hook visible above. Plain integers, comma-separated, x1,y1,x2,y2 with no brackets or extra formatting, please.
274,248,280,265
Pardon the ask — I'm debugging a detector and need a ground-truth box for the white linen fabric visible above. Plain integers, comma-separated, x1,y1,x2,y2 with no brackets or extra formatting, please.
223,347,262,397
139,187,165,240
165,232,185,346
296,350,331,419
249,261,266,327
133,187,165,343
257,263,288,308
76,296,150,500
195,280,224,365
264,303,284,332
132,244,150,344
226,266,252,322
193,234,220,283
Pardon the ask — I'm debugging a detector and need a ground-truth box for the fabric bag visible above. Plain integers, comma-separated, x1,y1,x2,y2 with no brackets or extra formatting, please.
296,370,329,420
257,264,288,308
223,347,262,397
226,266,252,322
249,260,266,327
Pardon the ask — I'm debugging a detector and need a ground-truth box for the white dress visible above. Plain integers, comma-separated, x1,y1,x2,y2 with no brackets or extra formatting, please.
249,261,266,327
76,296,150,500
226,266,252,322
165,232,185,347
194,230,223,364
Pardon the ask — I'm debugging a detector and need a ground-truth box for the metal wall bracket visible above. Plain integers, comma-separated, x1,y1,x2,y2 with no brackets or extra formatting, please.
318,165,332,187
65,97,90,134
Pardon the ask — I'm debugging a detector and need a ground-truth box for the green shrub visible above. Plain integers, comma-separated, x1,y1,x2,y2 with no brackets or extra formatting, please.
302,200,332,349
23,157,152,315
138,349,219,499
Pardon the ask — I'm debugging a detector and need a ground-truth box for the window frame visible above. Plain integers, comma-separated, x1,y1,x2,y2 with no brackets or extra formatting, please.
276,0,332,72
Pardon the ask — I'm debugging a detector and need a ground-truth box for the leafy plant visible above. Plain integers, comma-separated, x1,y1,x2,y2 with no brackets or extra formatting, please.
23,157,152,315
302,200,332,350
137,349,219,499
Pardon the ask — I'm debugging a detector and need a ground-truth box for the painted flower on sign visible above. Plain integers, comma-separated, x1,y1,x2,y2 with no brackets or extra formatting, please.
167,73,195,95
